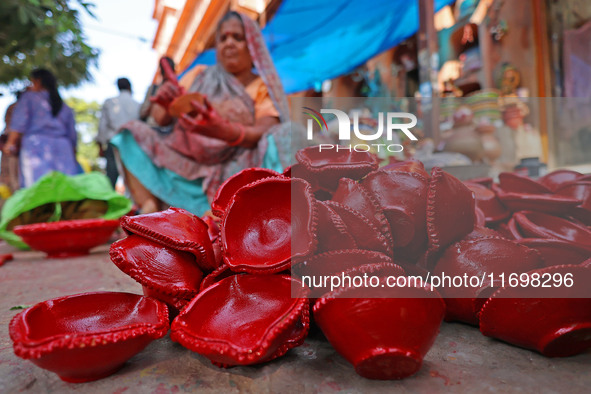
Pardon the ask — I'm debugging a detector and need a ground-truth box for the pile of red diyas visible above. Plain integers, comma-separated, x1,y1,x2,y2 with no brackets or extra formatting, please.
110,207,216,316
479,264,591,357
108,178,315,369
8,146,591,383
288,150,591,371
290,147,471,379
455,169,591,354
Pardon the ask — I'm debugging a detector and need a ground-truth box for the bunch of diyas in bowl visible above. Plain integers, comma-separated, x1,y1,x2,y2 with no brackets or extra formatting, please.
0,171,133,251
2,192,131,257
13,218,120,258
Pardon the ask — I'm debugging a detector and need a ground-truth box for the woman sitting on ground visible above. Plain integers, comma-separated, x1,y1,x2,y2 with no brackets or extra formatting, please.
111,11,294,215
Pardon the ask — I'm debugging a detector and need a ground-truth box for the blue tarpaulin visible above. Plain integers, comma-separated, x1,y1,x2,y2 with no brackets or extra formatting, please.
180,0,455,94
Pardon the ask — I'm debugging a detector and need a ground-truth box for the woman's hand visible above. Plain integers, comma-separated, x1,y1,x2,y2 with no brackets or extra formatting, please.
150,81,184,109
149,81,186,126
2,142,17,156
178,96,232,140
179,96,280,148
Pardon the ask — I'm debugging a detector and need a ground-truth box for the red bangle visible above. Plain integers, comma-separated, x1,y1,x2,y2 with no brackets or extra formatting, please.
227,123,246,146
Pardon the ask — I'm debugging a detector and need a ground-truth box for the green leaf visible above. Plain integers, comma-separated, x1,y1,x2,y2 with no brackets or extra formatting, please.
10,305,32,310
49,202,62,222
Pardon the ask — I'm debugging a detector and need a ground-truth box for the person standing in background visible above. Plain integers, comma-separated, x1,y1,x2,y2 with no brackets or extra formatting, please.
3,69,82,188
98,78,140,188
0,90,24,194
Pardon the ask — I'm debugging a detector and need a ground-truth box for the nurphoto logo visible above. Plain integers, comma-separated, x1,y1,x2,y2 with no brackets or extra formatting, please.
303,107,419,153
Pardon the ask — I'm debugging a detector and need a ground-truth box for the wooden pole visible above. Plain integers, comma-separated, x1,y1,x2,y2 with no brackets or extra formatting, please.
418,0,441,145
532,0,552,165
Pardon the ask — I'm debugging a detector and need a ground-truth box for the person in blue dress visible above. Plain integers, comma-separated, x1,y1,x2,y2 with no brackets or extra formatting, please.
3,69,82,188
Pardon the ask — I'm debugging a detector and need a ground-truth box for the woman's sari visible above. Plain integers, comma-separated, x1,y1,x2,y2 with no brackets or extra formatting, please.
111,13,296,215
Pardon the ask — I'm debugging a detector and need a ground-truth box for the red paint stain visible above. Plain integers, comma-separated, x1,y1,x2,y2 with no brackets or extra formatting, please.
151,383,170,394
326,381,341,391
449,341,457,347
430,370,451,385
112,387,128,394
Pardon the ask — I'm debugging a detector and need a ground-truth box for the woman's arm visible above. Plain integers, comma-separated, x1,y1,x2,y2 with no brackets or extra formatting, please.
2,131,21,155
223,116,279,148
151,103,173,126
179,97,279,148
3,93,30,155
148,81,182,127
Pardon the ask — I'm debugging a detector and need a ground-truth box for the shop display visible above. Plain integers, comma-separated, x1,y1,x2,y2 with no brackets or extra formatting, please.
441,107,485,162
499,99,544,166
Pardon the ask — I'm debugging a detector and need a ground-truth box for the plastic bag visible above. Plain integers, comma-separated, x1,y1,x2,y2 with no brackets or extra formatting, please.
0,171,132,249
